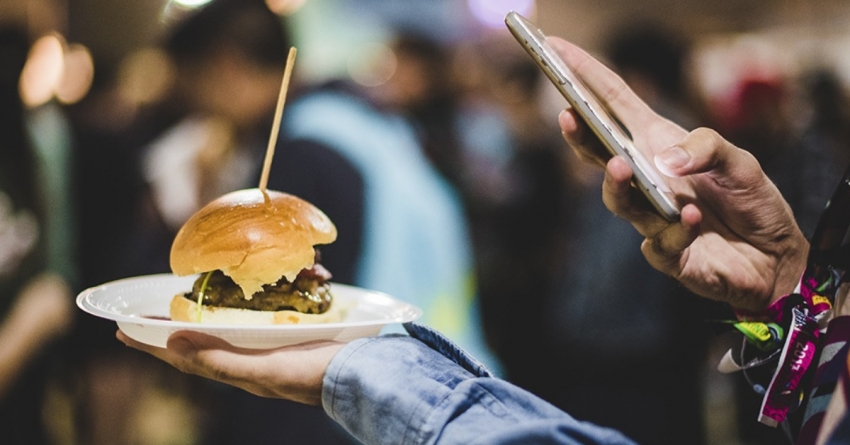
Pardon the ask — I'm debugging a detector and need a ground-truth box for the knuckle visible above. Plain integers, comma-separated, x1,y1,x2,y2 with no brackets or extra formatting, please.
686,127,720,149
172,360,194,375
208,364,232,382
642,236,674,260
690,126,720,142
736,148,761,172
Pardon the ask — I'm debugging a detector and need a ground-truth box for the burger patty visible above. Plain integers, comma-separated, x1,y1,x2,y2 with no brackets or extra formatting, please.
183,265,333,314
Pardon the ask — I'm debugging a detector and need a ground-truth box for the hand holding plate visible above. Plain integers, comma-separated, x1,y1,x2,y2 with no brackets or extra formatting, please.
117,329,344,406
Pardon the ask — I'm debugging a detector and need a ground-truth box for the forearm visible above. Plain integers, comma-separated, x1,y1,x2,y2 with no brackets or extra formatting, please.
0,314,47,398
322,332,636,445
0,274,71,398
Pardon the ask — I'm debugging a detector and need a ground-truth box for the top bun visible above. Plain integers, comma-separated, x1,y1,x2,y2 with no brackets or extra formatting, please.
170,188,337,297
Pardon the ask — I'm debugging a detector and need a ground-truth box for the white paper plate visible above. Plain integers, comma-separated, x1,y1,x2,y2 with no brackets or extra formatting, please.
77,274,422,349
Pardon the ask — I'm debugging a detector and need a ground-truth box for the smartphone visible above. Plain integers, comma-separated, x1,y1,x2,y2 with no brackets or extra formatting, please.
505,11,681,221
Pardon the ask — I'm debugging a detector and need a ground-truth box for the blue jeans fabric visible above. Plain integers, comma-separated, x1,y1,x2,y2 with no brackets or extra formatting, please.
322,323,637,445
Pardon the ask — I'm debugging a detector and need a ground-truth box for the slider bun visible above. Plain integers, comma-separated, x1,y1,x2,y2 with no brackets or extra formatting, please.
170,294,344,325
170,188,337,297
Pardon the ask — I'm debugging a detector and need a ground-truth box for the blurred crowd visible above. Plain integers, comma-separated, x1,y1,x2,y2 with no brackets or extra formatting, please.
1,0,850,444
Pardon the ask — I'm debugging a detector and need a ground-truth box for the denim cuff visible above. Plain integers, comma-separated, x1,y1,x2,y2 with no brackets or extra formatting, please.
403,322,494,378
322,333,477,444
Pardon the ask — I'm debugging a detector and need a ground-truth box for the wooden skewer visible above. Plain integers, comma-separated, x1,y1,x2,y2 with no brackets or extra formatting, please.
259,47,297,192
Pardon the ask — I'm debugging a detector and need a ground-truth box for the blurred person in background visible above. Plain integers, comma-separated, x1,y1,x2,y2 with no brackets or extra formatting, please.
64,0,175,440
370,32,466,185
283,51,498,374
370,30,579,382
606,24,707,130
124,0,363,283
721,77,792,165
64,5,215,444
795,68,850,233
801,69,850,169
66,42,189,445
320,29,503,372
0,23,74,445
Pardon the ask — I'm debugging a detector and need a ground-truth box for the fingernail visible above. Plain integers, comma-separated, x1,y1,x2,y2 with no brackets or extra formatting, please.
558,110,569,130
655,146,690,175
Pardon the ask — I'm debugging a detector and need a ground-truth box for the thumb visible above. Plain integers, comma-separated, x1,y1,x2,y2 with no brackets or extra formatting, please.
654,127,762,189
166,330,246,367
166,331,264,384
166,330,232,353
165,333,198,357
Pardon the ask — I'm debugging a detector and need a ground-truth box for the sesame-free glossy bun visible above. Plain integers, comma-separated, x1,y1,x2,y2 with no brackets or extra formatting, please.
170,188,337,297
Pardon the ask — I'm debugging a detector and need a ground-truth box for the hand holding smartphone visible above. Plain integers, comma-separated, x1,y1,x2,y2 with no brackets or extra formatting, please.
505,11,681,221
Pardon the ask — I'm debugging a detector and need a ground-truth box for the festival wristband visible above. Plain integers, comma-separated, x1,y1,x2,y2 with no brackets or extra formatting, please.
734,269,833,324
757,304,820,427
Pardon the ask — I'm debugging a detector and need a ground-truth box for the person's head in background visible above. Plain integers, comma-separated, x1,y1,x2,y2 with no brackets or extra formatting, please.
804,69,850,147
605,23,701,129
164,0,291,132
723,76,792,159
452,33,552,150
368,31,466,181
372,31,455,114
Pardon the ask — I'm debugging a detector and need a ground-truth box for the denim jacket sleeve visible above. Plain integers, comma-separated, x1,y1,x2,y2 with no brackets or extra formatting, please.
322,323,637,445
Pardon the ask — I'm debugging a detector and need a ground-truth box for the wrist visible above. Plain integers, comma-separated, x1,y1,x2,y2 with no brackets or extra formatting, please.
735,232,809,321
772,233,809,305
734,263,807,324
733,295,791,323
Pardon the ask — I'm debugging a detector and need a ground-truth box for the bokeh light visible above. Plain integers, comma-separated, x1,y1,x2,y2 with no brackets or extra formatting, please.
56,43,95,105
265,0,307,16
467,0,535,28
169,0,213,8
117,47,176,106
19,34,65,108
348,42,397,88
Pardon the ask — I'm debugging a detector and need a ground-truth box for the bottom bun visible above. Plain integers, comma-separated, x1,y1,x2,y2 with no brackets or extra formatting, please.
170,294,344,325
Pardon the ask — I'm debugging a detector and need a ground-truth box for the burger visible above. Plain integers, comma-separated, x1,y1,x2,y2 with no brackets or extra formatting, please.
168,188,343,324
